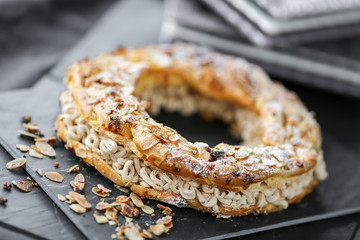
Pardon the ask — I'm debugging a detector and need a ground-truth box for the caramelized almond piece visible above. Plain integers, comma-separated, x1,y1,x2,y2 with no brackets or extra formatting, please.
12,180,33,192
105,206,118,221
58,194,66,202
29,149,43,159
35,137,57,146
141,205,154,215
141,229,153,238
97,184,111,193
120,203,139,218
149,224,167,236
67,165,80,173
156,216,172,225
157,204,174,216
35,168,43,177
93,211,108,224
69,191,92,209
35,141,56,157
45,172,64,183
70,181,85,193
16,144,30,152
74,173,85,183
6,158,26,170
18,130,39,138
116,195,131,204
92,187,109,197
96,201,110,211
70,204,86,214
130,193,144,208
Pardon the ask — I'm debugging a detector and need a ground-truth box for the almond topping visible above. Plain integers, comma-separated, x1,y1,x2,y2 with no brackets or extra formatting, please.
96,201,110,211
105,206,118,221
141,205,154,215
67,165,80,173
116,195,131,204
29,149,43,159
70,173,85,192
35,168,43,177
120,203,139,218
69,191,92,209
57,194,66,202
74,173,85,183
12,180,33,192
130,193,144,208
70,204,86,214
35,137,57,146
93,211,108,224
35,141,56,157
157,204,174,216
18,130,39,138
45,172,64,183
6,158,26,170
16,144,30,152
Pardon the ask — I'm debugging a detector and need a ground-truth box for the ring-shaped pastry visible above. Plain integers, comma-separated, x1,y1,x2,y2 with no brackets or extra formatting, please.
56,44,327,216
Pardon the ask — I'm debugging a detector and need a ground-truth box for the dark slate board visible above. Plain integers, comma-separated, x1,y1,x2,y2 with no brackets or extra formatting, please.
0,79,360,240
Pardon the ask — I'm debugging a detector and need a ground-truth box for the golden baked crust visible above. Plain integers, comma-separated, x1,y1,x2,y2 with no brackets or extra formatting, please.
55,116,318,216
64,44,321,192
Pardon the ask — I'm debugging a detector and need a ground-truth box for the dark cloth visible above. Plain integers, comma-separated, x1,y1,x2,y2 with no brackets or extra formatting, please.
0,0,114,91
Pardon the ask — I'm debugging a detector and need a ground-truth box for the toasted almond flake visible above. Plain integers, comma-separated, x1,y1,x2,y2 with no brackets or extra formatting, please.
157,204,174,216
58,194,66,202
114,184,129,193
6,158,26,170
16,144,30,152
69,191,92,209
74,173,85,183
120,203,139,218
18,130,39,138
23,123,39,132
35,141,56,157
67,165,79,173
35,137,57,146
105,206,118,221
75,146,87,158
149,224,167,236
96,201,110,211
70,204,86,214
156,216,172,225
12,180,33,192
93,211,108,224
35,168,43,177
29,149,43,159
45,172,64,183
26,177,32,181
97,184,111,193
92,187,110,197
66,194,76,203
123,222,144,240
116,195,131,204
130,193,144,208
71,181,85,193
125,217,133,223
108,221,116,226
141,229,153,239
141,205,154,215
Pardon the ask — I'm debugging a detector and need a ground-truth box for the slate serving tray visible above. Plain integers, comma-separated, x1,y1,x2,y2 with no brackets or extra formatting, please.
0,79,360,240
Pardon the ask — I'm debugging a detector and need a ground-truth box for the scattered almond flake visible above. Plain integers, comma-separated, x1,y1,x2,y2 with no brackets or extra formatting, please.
116,195,131,204
45,172,64,183
149,224,167,236
35,168,43,177
156,216,172,226
58,194,66,202
35,137,57,146
6,158,26,170
141,205,154,215
93,211,109,224
111,234,116,239
35,141,56,157
70,173,85,192
74,173,85,183
54,162,59,168
92,184,111,197
70,204,86,214
141,229,153,239
105,206,118,221
96,201,110,211
21,116,31,123
16,144,30,152
67,165,80,173
157,204,174,216
97,184,111,193
23,123,39,132
18,130,39,138
121,222,144,240
26,177,32,181
130,193,144,208
12,180,33,192
125,217,133,223
108,221,116,226
69,191,92,209
29,149,43,159
120,203,139,218
3,182,12,190
66,194,76,203
114,184,129,193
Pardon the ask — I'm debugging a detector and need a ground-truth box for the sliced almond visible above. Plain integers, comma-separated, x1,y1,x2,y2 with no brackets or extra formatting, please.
116,195,131,204
74,173,85,183
93,211,108,224
35,168,43,177
29,149,43,159
149,224,167,236
141,205,154,215
156,216,172,226
6,158,26,170
35,141,56,157
23,123,39,132
130,193,144,208
35,137,57,146
92,187,110,197
69,191,92,209
141,229,153,239
16,144,30,152
67,165,80,173
157,204,174,216
18,130,39,138
105,206,118,221
58,194,66,202
96,201,110,211
45,172,64,183
12,180,33,192
120,203,139,218
70,181,85,193
66,194,76,203
70,204,86,214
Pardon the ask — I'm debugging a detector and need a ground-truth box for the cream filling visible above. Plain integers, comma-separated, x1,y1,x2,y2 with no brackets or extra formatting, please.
59,87,327,214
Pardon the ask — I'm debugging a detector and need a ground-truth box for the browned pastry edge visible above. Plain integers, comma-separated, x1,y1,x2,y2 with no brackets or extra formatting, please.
55,117,318,217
